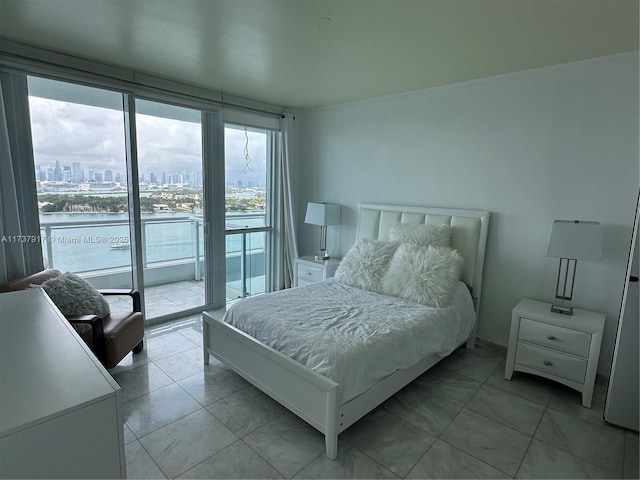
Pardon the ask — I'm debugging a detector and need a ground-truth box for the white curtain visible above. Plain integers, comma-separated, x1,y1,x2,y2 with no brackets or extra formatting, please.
0,72,43,283
269,113,299,290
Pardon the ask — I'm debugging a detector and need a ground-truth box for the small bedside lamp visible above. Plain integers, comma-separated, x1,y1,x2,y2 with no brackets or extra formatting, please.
546,220,603,315
305,202,341,260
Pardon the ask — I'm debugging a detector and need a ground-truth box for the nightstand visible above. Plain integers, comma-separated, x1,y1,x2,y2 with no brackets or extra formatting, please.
504,298,605,408
294,256,341,287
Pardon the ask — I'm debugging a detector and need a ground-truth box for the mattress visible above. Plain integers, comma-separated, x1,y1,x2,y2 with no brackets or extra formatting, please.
223,279,476,403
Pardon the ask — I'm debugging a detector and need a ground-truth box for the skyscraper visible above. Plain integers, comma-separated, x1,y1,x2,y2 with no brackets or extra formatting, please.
54,160,62,181
72,162,83,183
36,165,46,181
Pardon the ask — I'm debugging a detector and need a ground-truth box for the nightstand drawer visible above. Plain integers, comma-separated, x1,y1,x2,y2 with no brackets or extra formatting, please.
519,318,591,357
296,278,316,288
297,263,323,283
516,342,587,384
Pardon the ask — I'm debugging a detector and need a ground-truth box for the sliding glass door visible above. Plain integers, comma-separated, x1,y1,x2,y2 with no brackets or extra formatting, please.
24,73,277,325
26,79,212,320
135,99,206,319
27,77,134,292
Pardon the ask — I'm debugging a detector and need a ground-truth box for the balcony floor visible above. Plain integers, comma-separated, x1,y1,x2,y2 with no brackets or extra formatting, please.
145,280,206,319
105,279,252,321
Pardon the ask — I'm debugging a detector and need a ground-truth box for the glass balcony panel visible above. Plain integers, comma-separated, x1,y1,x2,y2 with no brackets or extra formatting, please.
38,214,266,315
225,228,266,300
142,216,196,265
246,230,266,296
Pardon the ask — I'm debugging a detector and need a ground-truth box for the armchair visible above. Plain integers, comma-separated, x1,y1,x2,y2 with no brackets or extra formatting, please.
0,269,144,369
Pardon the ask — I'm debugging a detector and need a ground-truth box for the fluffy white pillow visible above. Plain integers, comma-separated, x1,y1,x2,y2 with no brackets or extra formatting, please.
40,272,111,318
334,239,398,292
388,223,451,247
381,244,463,307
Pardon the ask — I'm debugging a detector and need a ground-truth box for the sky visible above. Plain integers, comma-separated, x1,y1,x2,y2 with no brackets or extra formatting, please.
28,96,268,187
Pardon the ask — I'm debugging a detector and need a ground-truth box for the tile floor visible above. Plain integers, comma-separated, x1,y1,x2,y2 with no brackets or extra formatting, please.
111,317,639,479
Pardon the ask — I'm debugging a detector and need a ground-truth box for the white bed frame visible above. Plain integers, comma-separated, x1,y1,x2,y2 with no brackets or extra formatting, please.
203,203,490,459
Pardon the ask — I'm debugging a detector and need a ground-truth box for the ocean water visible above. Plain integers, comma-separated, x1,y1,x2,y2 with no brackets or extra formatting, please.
39,212,265,274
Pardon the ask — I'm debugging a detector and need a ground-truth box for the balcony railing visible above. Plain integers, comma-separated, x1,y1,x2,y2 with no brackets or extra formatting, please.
39,213,268,300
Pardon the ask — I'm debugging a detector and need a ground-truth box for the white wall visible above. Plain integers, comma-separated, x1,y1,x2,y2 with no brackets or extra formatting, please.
295,52,639,376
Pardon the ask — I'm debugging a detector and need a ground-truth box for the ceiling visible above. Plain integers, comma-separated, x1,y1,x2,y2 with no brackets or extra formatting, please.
0,0,638,110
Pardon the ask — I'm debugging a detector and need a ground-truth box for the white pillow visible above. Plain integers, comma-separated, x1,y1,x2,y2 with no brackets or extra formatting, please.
40,272,111,318
334,239,398,292
381,244,463,307
388,223,451,247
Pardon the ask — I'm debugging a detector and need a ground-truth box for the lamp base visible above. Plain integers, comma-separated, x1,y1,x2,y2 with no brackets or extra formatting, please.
314,249,330,261
551,258,576,316
551,304,574,316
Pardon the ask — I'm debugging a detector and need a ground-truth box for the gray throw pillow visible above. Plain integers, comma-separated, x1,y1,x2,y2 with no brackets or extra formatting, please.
40,272,110,318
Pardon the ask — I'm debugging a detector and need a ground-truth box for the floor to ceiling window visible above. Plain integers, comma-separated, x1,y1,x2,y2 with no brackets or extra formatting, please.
224,124,272,300
22,73,279,322
135,99,206,319
27,76,134,291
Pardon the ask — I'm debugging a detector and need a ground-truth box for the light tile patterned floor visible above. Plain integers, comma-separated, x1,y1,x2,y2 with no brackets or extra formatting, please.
111,318,640,479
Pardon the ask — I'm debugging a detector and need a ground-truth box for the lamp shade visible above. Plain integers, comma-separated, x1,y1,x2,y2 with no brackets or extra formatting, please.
546,220,602,260
304,202,342,226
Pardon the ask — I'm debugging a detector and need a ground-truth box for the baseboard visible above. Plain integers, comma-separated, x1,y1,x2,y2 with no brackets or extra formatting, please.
475,337,508,356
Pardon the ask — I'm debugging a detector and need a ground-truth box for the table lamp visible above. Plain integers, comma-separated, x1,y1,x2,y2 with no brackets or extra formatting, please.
305,202,341,260
546,220,603,315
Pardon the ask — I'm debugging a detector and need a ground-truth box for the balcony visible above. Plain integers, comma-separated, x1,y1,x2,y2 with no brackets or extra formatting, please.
39,213,268,321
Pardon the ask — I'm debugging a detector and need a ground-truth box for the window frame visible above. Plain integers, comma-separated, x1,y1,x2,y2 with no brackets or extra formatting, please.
223,122,277,299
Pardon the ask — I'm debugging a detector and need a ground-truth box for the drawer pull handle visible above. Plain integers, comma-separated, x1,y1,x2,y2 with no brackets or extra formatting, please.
543,360,553,366
307,272,312,276
547,335,556,340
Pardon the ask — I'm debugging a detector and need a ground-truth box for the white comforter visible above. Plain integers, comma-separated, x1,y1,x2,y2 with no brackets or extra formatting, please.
223,279,476,403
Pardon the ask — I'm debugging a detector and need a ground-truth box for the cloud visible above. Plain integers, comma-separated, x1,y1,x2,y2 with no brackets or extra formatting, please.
29,97,126,168
29,96,268,185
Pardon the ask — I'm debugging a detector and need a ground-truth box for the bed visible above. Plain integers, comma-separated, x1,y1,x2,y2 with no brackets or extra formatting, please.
202,203,490,460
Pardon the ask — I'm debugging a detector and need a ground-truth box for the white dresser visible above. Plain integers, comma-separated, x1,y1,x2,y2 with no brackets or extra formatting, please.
0,289,126,479
294,256,340,287
504,298,605,408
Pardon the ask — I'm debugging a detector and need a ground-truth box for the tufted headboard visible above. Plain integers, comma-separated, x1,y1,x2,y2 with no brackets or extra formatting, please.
355,203,490,309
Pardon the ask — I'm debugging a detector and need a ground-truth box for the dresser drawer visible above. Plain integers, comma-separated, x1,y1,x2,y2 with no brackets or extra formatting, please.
519,318,591,357
515,342,587,384
297,263,323,283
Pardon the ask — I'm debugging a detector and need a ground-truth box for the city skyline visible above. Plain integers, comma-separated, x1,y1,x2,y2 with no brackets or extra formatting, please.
35,159,205,188
35,159,266,190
